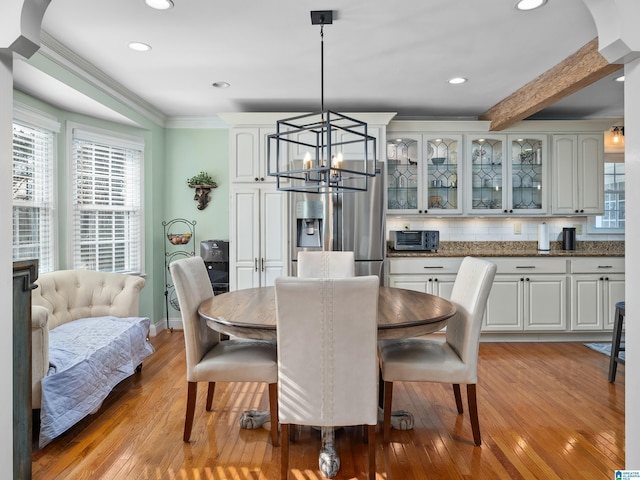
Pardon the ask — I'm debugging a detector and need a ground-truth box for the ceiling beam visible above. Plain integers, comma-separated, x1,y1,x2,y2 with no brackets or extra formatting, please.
479,38,623,131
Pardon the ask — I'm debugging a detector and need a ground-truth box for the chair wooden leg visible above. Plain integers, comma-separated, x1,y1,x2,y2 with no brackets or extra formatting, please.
281,423,289,480
452,384,463,413
467,384,481,446
269,383,279,446
184,381,197,442
368,424,376,480
205,382,215,411
383,381,393,443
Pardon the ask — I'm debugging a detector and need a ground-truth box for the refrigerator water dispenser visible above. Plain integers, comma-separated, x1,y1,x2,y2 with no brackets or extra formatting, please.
296,200,323,248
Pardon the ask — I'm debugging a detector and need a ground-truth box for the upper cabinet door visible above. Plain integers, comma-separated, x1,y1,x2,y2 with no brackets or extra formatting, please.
231,128,261,183
466,135,506,214
508,135,547,215
422,135,462,214
231,128,283,184
551,134,603,215
386,135,421,214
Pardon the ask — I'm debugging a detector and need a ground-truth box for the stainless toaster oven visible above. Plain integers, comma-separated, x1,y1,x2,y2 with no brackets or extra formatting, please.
392,230,439,252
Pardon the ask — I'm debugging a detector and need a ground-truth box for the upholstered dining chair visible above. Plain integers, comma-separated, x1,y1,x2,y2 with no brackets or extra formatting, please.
170,256,279,446
275,276,379,480
378,256,496,446
297,251,355,278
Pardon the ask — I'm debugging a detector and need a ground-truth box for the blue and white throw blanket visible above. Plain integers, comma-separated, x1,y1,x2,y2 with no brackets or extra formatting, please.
39,316,155,448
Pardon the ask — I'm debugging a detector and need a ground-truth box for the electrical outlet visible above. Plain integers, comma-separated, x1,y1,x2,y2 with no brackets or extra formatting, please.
401,223,411,230
574,223,583,235
514,223,522,235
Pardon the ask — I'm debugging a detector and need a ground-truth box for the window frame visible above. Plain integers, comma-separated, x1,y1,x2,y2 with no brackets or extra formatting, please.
587,152,624,235
67,123,145,274
12,103,60,273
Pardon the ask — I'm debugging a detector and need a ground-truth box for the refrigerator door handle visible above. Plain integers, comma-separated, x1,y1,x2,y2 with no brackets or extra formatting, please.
254,258,258,272
261,257,265,272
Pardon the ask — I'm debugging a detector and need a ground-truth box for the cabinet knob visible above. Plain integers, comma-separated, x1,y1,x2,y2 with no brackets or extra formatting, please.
599,277,604,281
418,210,423,214
260,177,265,181
575,210,579,213
520,278,524,282
434,278,438,282
526,278,530,281
580,209,584,213
254,177,259,182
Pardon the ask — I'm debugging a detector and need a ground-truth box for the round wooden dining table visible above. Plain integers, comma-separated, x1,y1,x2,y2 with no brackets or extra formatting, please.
198,285,456,479
198,285,456,341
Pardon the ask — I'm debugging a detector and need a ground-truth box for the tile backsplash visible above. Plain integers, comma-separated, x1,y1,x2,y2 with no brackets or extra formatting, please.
385,216,624,242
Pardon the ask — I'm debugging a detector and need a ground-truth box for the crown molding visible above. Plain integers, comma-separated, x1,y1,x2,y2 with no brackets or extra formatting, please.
38,30,167,127
165,116,227,129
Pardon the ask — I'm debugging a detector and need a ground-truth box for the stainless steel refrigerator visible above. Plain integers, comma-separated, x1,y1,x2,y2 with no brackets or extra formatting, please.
290,161,385,279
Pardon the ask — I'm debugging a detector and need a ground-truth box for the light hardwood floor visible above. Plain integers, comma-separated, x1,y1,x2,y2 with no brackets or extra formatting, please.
32,331,624,479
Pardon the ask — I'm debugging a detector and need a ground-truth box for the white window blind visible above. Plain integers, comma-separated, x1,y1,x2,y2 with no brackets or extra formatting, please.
71,128,143,273
12,117,57,273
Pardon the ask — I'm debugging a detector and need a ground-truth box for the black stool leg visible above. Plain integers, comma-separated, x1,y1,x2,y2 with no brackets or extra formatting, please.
608,306,625,382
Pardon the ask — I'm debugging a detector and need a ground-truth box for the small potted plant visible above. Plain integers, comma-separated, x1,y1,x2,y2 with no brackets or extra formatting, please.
186,171,218,210
187,171,218,188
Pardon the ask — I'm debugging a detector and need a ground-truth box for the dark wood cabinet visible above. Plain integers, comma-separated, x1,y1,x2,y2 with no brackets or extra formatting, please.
13,260,38,480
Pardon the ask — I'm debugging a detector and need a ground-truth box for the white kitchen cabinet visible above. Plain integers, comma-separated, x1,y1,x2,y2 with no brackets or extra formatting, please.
230,127,286,184
230,187,288,290
483,258,567,332
551,134,604,215
386,134,462,215
466,135,548,215
570,257,625,331
387,257,462,299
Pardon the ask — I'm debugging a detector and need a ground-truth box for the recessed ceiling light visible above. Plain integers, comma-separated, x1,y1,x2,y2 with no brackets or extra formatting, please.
145,0,174,10
448,77,467,85
515,0,547,11
615,75,625,82
128,42,152,52
212,81,231,88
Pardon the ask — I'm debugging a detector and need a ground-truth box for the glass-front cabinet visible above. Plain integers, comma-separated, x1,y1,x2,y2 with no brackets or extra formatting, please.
467,135,505,214
509,135,546,214
387,134,461,215
466,134,547,215
387,136,420,214
422,135,462,214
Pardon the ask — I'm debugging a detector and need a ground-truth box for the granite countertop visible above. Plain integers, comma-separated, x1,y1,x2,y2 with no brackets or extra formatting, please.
387,241,625,258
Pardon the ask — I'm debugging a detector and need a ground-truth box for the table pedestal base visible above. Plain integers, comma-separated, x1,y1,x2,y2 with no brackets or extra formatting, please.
239,408,414,479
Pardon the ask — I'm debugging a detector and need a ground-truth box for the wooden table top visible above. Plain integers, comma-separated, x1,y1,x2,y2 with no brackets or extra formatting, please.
198,286,457,341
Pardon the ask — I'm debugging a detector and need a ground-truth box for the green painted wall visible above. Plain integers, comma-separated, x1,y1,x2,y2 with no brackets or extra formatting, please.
163,128,229,242
13,54,230,331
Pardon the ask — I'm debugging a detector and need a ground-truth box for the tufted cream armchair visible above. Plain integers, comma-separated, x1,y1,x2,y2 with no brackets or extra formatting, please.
31,269,146,409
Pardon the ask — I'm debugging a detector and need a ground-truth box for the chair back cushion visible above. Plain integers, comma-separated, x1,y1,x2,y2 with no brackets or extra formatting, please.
446,257,497,382
275,276,379,427
170,256,220,380
297,251,355,278
32,270,145,330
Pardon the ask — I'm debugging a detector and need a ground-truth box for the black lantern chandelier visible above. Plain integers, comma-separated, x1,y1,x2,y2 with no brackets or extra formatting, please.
267,10,377,193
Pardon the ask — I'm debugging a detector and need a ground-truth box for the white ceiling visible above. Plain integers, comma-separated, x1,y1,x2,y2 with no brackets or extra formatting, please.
14,0,625,125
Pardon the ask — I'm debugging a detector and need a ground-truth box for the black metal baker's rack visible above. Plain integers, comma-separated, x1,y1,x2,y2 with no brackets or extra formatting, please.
163,218,196,332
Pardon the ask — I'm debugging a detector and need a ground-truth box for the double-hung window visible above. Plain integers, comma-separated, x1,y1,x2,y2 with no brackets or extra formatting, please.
12,105,59,273
70,127,144,274
588,153,625,235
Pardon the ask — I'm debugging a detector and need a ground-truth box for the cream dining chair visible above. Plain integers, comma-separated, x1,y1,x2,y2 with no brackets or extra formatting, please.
378,256,496,445
297,251,355,278
170,256,279,446
275,276,379,480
